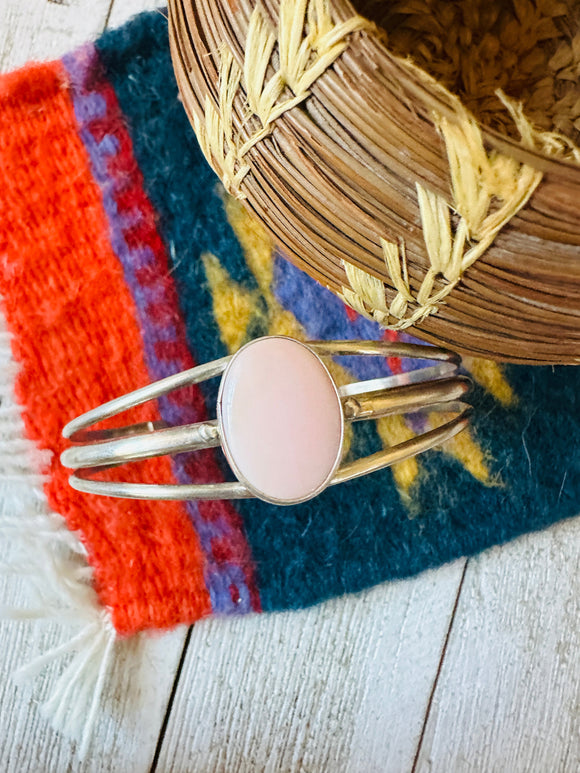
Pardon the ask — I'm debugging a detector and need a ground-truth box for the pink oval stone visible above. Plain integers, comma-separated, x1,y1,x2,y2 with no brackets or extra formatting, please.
218,337,344,504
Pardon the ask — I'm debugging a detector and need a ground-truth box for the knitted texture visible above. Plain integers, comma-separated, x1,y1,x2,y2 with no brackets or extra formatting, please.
0,11,579,633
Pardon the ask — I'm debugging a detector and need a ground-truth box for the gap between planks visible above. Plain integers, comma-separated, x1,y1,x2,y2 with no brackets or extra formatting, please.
149,625,193,773
411,558,469,773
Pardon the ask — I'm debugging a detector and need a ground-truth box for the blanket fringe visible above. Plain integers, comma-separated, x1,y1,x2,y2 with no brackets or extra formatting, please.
0,317,119,758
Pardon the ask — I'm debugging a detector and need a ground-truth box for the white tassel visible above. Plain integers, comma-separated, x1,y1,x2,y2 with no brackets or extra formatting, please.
0,314,118,757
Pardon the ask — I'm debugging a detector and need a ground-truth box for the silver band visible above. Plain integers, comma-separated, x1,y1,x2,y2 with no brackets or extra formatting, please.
61,339,472,503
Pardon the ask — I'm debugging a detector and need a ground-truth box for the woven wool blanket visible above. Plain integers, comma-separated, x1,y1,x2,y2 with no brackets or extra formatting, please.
0,9,579,750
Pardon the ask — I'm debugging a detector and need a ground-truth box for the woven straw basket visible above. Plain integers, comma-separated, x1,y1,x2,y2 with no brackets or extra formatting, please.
168,0,580,364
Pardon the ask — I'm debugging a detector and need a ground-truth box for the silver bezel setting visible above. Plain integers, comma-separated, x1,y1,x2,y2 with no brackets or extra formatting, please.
216,336,345,506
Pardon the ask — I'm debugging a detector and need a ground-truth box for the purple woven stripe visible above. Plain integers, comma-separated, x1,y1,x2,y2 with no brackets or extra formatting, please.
62,43,260,615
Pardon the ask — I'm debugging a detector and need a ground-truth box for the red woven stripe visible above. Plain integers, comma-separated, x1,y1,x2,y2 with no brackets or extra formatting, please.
0,61,212,634
385,329,403,374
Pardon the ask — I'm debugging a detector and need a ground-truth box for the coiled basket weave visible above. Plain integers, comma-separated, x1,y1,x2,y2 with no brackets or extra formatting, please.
168,0,580,364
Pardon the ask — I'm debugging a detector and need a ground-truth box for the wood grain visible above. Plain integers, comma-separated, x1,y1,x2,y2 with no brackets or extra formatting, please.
0,0,111,70
0,612,187,773
155,564,465,773
414,517,580,773
108,0,165,28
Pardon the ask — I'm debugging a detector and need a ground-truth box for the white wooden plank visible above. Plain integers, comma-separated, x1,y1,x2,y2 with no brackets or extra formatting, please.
414,516,580,773
346,562,466,773
156,563,464,773
107,0,163,29
0,613,187,772
0,0,112,72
